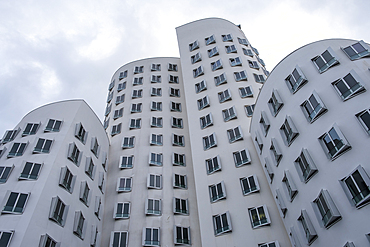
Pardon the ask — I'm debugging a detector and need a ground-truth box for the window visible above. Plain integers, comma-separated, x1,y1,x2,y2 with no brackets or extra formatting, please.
133,77,143,85
249,205,270,228
107,91,114,103
148,174,162,189
131,103,142,113
211,59,223,71
263,68,270,77
208,47,219,58
168,63,178,71
251,46,259,55
119,70,128,80
280,116,299,146
151,117,163,128
189,40,199,51
230,57,242,66
257,57,266,67
108,80,115,91
129,118,141,129
200,113,213,129
312,47,339,73
233,149,251,167
282,171,298,201
117,81,126,91
298,210,317,244
151,101,162,111
105,104,112,116
209,181,226,202
120,155,133,169
205,34,215,45
195,80,207,93
253,74,265,83
0,231,13,247
0,166,13,183
151,87,162,96
342,40,370,60
150,134,163,146
132,89,143,98
67,143,82,166
171,102,181,112
104,118,109,130
191,52,201,64
151,75,161,83
248,60,259,69
19,162,41,180
151,64,161,71
289,227,301,247
146,199,161,216
239,86,253,98
113,108,124,119
294,149,318,183
264,158,274,183
134,66,144,74
254,131,263,154
169,88,180,97
214,72,227,86
285,65,308,93
206,156,221,174
85,157,96,180
313,189,342,228
225,45,237,54
1,129,19,143
270,138,282,166
259,111,270,136
268,90,284,116
218,88,231,103
197,95,210,110
102,153,107,171
356,108,370,134
172,134,184,146
117,177,132,192
94,196,101,219
243,48,253,57
22,123,40,136
110,232,128,247
79,181,90,206
222,34,233,42
173,174,187,189
49,196,68,226
173,198,188,214
172,117,183,128
169,75,179,84
341,165,370,207
173,153,185,166
258,241,279,247
203,133,217,150
301,91,327,123
149,153,163,166
227,126,243,143
7,142,27,157
245,104,255,117
59,167,75,193
213,212,232,235
39,234,59,247
91,137,99,157
2,191,29,213
237,37,248,46
222,106,237,122
98,172,105,193
174,226,191,245
122,136,135,148
343,242,356,247
319,124,351,160
234,71,248,81
275,189,287,217
143,228,160,246
111,123,122,136
73,211,86,239
114,202,130,219
332,70,366,100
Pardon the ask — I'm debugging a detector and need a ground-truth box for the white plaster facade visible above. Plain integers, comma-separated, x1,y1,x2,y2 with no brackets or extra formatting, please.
249,39,370,247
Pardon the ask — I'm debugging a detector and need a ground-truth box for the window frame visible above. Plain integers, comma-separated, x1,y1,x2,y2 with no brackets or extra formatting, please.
122,136,135,149
85,157,96,180
331,70,366,101
117,81,126,92
189,40,199,51
19,161,42,180
147,174,162,190
240,175,260,195
193,66,204,78
79,181,91,206
2,191,30,214
268,89,284,117
312,189,342,228
172,117,183,129
22,123,40,136
145,199,162,216
151,75,161,83
203,133,217,150
294,149,318,183
120,155,134,169
169,87,180,97
297,210,318,245
227,126,243,143
300,91,327,123
208,46,219,58
58,166,76,193
213,211,232,236
119,70,128,80
318,124,351,160
173,153,185,166
197,95,210,110
113,108,124,120
110,231,128,247
230,56,242,67
233,149,251,167
209,181,226,203
49,196,69,227
67,142,82,166
133,77,143,86
239,86,253,98
114,202,130,219
117,177,132,192
222,106,237,122
150,134,163,146
171,102,182,112
253,73,266,83
270,138,282,166
168,63,178,71
149,152,163,166
245,104,255,117
7,142,28,158
341,40,370,60
211,59,223,71
259,111,270,136
225,45,237,54
279,116,299,146
282,170,298,202
151,117,163,128
173,174,187,189
195,80,207,93
234,70,248,82
205,34,216,45
111,123,122,136
73,210,86,239
143,227,160,246
275,189,287,217
0,165,14,183
311,47,339,73
200,113,213,129
151,101,162,111
172,134,184,147
151,87,162,97
214,72,227,86
248,205,271,229
218,88,232,103
222,34,233,42
206,155,221,174
45,119,62,132
285,65,308,93
356,108,370,135
191,52,202,64
132,89,143,99
174,226,191,245
130,103,142,113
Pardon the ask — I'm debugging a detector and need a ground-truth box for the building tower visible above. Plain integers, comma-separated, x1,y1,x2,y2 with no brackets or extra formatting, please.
0,100,109,247
250,39,370,246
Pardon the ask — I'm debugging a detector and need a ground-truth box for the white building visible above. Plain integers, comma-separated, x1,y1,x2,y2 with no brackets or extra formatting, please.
249,39,370,247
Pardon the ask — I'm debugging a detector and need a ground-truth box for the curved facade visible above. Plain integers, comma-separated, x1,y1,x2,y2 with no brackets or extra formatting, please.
250,39,370,246
0,100,109,246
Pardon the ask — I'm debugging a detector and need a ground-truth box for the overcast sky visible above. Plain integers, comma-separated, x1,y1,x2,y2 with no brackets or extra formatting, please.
1,0,369,133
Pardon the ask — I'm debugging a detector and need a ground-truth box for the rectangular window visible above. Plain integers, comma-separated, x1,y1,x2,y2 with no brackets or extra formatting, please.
49,196,68,226
119,70,127,80
107,91,114,103
238,37,248,46
213,211,232,235
108,80,115,91
85,158,96,180
211,59,223,71
206,155,221,174
149,153,163,166
301,91,327,123
356,108,370,134
105,104,112,116
195,80,207,93
254,131,263,154
173,198,188,215
0,165,12,183
134,66,144,74
2,191,29,214
7,142,28,157
143,228,160,246
104,118,109,130
73,211,86,239
243,48,253,57
218,88,231,103
1,129,20,143
342,40,370,60
239,86,253,98
208,47,219,58
67,143,82,166
117,81,126,91
214,72,227,85
251,46,259,55
19,162,41,180
169,75,179,84
171,102,181,112
200,113,213,129
151,87,162,97
193,66,204,78
191,52,201,64
151,64,161,71
264,158,274,183
0,231,13,247
151,101,162,111
257,57,265,67
312,47,339,73
122,136,135,148
275,189,287,217
90,137,99,158
270,138,282,166
117,177,132,192
147,174,162,189
151,117,163,128
332,70,366,100
151,75,161,83
189,40,199,51
129,118,141,129
59,166,75,193
282,171,298,201
313,190,342,228
197,95,210,110
245,104,255,117
279,116,299,146
98,172,105,193
203,133,217,150
268,90,284,116
285,65,308,93
294,149,318,182
248,60,260,69
150,134,163,146
233,149,251,167
39,234,59,247
132,89,143,98
111,123,122,136
114,202,130,219
249,205,270,228
169,88,180,97
79,181,90,206
146,199,161,215
259,111,270,136
172,134,184,146
298,210,318,244
174,226,191,245
234,70,248,81
172,117,183,128
113,108,124,120
22,123,40,136
133,77,143,85
173,153,185,166
341,165,370,207
222,34,233,42
319,124,351,160
130,103,142,113
205,34,215,45
222,106,237,122
258,241,279,247
225,45,237,54
209,181,226,202
110,232,128,247
227,126,243,143
120,155,133,169
173,174,187,189
230,57,242,66
240,175,259,195
253,73,266,83
168,63,178,71
94,196,101,219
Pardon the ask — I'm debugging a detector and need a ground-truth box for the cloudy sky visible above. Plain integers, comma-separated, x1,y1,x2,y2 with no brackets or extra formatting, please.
1,0,369,133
